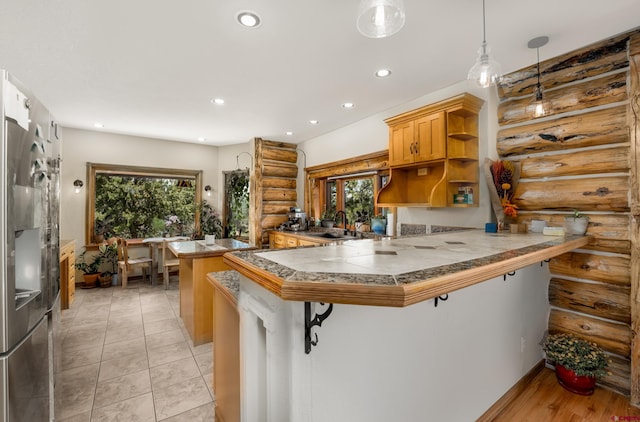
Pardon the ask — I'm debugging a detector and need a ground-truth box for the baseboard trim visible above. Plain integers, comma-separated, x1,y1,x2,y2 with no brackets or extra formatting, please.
476,359,546,422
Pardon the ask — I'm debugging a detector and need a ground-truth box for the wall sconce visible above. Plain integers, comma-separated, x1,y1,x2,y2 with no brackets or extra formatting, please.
73,179,83,193
204,185,212,197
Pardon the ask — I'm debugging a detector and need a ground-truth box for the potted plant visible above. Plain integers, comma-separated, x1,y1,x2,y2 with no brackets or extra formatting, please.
354,210,370,232
370,214,387,235
75,250,103,289
97,239,118,287
542,332,608,395
320,209,337,228
564,210,589,235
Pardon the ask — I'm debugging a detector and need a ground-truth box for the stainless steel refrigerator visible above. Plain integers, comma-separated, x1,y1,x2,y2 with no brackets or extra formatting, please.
0,70,61,421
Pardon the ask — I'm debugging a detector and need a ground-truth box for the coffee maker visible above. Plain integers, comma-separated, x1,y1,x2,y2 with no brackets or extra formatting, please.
285,207,307,231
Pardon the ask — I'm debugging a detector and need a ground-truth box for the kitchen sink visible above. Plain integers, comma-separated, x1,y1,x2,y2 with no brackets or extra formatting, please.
309,232,359,240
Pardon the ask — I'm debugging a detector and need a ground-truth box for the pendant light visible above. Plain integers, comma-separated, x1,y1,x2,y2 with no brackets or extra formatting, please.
356,0,406,39
467,0,501,88
528,36,550,117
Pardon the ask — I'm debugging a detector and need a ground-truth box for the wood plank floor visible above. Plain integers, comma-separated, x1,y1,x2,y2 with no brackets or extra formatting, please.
491,368,640,421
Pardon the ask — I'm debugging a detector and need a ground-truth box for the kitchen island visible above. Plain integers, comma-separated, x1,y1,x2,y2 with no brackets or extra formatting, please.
222,230,591,422
169,238,254,345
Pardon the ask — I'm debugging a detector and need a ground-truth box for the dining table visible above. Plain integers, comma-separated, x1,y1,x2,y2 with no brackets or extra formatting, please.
142,236,190,285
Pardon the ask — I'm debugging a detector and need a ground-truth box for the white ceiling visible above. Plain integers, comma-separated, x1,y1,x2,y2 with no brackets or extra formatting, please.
0,1,638,146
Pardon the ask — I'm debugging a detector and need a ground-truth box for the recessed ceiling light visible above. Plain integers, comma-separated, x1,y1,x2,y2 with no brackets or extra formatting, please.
375,69,392,78
94,123,104,128
236,11,261,28
211,98,225,105
341,102,355,109
285,131,293,136
197,137,206,142
309,120,319,125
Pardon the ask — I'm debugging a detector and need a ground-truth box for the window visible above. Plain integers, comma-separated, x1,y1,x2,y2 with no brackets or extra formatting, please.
86,163,203,244
305,151,393,229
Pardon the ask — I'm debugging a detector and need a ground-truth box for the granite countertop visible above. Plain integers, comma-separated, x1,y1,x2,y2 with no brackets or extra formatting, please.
206,270,240,303
169,238,254,259
223,229,592,307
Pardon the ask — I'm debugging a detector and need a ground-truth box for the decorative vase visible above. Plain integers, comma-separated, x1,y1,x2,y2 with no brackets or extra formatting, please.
371,218,386,235
321,219,335,228
82,273,100,289
564,216,589,235
555,364,596,395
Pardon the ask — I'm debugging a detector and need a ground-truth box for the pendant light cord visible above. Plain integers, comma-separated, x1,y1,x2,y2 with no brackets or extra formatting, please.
482,0,487,43
536,47,541,88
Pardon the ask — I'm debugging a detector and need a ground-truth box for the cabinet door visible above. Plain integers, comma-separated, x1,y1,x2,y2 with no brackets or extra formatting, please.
298,239,318,246
285,237,298,248
388,121,415,166
414,112,445,162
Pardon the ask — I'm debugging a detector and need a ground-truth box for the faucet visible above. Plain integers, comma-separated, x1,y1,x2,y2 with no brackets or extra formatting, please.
335,210,348,235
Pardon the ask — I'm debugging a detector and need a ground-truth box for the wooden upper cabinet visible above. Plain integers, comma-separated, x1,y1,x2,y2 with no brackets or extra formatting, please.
377,93,484,208
389,121,415,166
388,112,445,166
415,112,445,162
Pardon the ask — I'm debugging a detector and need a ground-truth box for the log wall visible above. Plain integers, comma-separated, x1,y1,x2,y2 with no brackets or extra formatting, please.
496,27,640,399
249,138,298,248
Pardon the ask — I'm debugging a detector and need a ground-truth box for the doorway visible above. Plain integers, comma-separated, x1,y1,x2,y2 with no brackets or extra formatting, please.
223,170,250,241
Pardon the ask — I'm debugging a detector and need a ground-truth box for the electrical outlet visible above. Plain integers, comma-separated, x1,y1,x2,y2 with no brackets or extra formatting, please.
417,168,429,176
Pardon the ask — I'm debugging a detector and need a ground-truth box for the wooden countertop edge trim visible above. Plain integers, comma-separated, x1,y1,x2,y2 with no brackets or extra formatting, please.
206,273,238,306
224,235,592,308
223,253,284,298
401,235,592,306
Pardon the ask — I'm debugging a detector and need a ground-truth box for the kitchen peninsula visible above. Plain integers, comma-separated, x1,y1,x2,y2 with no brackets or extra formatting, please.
169,238,254,345
223,230,591,421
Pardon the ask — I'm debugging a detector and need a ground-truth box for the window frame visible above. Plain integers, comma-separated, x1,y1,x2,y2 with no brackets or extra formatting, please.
304,150,393,226
85,162,203,245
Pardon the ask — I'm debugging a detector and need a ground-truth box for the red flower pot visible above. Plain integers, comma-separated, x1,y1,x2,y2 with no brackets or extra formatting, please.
555,364,596,395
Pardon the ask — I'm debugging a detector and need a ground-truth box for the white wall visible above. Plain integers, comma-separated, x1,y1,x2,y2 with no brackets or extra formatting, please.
60,128,220,250
298,80,501,230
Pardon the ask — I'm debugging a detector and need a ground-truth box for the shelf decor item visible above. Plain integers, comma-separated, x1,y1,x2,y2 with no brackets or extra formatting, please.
564,210,589,235
483,158,521,227
371,215,387,235
542,333,608,395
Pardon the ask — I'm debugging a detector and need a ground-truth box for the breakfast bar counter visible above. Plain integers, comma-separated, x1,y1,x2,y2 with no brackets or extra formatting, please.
224,230,591,307
169,238,254,345
221,229,592,422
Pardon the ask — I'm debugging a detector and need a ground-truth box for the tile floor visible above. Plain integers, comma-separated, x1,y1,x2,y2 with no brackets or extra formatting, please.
55,278,215,421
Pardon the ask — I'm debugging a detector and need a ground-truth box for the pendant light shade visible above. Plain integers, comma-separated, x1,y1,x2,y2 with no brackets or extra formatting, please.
467,0,501,88
356,0,406,39
529,36,550,117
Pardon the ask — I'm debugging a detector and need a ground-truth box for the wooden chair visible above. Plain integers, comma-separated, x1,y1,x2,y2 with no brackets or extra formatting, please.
161,239,184,289
116,238,152,288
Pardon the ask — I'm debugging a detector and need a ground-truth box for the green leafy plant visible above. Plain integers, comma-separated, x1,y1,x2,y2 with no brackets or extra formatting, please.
75,250,102,275
571,209,584,219
321,208,337,222
354,210,369,223
543,333,608,378
198,200,223,239
97,239,119,274
224,171,249,239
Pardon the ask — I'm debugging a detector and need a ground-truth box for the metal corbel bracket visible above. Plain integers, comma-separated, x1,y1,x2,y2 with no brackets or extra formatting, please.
434,294,449,307
503,271,516,281
304,302,334,354
541,259,551,267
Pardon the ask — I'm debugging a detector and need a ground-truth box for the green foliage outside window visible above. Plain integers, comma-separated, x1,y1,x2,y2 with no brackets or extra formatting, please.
95,175,198,239
224,171,250,239
344,178,374,224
